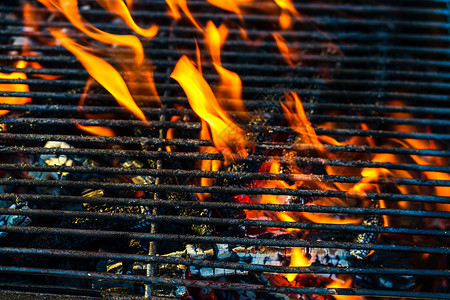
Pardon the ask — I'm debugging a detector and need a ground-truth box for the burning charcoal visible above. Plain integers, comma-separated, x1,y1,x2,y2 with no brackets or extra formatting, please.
0,202,31,239
186,243,292,279
305,247,350,267
350,202,382,260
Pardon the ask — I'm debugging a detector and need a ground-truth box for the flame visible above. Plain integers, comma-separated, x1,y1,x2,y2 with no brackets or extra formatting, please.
285,247,311,282
171,55,247,158
205,21,245,112
95,0,158,38
274,0,301,30
50,29,146,122
75,124,115,136
273,33,297,67
205,0,253,17
205,21,229,66
0,61,31,115
38,0,146,65
326,278,362,300
196,120,223,202
165,0,203,32
74,78,116,137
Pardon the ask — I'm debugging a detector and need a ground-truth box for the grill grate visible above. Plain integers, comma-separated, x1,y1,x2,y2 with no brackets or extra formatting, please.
0,0,449,299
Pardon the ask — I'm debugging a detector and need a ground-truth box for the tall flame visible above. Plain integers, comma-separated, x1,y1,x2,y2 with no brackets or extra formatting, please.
50,29,146,122
205,21,245,111
171,55,247,158
38,0,146,65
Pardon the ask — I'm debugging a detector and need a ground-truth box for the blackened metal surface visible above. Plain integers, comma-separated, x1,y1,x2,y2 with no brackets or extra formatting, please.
0,0,449,299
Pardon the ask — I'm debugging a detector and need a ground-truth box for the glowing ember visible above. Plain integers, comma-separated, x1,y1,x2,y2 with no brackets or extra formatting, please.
171,55,247,158
50,29,147,122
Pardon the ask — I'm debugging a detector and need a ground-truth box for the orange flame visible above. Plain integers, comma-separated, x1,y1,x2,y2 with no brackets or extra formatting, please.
205,21,229,66
205,0,253,17
196,120,224,202
75,123,115,136
205,21,245,112
273,33,297,67
326,278,363,300
171,55,247,158
75,78,116,137
0,61,31,115
274,0,301,30
95,0,158,38
50,29,146,122
285,247,311,282
38,0,146,65
165,0,203,32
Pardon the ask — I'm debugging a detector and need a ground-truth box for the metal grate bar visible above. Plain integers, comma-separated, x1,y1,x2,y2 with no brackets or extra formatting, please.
0,179,448,204
1,144,447,158
3,54,450,75
0,208,447,236
1,164,448,187
0,226,448,254
0,266,448,300
0,247,447,277
1,103,449,116
0,193,446,218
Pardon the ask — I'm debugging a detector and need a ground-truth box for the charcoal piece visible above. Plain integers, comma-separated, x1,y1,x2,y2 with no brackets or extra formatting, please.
306,247,350,267
28,141,76,194
92,259,135,293
179,208,215,236
350,202,382,260
0,202,31,239
152,262,187,298
353,251,416,290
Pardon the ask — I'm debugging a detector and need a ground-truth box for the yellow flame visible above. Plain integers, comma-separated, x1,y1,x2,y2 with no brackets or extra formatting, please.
0,61,31,115
285,247,311,282
205,0,253,17
50,29,146,122
38,0,145,65
326,278,363,300
170,55,247,158
165,0,203,32
205,21,245,112
274,0,301,29
95,0,158,38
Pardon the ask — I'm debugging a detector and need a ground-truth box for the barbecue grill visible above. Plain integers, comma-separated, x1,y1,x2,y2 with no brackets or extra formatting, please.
0,0,448,299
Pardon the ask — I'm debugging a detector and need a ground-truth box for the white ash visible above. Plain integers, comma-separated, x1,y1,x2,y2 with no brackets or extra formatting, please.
29,141,75,183
303,247,350,267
